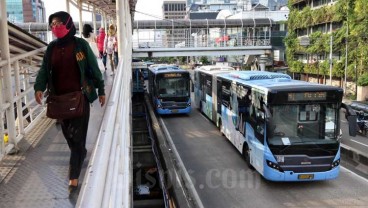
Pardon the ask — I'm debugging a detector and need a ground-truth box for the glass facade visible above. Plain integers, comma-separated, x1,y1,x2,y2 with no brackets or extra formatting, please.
6,0,24,23
6,0,45,23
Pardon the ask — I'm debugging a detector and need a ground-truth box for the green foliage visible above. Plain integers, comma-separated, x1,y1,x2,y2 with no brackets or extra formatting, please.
332,60,344,78
200,56,210,65
357,73,368,86
319,61,329,76
289,60,304,73
287,0,368,79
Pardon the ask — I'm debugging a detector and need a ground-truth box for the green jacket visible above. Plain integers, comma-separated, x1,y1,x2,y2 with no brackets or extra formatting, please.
34,37,105,103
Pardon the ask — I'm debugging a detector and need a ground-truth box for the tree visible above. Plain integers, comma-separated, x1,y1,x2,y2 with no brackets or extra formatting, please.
200,56,210,65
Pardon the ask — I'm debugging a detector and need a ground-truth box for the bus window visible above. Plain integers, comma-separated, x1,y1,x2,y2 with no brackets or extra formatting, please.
221,81,231,108
268,103,339,143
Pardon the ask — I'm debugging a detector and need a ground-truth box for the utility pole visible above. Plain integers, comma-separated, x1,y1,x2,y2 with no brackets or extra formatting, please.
344,1,349,95
329,23,333,85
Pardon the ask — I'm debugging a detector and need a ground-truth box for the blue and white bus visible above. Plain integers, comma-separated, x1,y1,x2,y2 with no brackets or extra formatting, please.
147,65,191,115
193,65,235,124
196,70,357,181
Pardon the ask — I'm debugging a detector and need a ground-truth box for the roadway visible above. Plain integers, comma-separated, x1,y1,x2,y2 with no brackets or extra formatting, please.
159,106,368,207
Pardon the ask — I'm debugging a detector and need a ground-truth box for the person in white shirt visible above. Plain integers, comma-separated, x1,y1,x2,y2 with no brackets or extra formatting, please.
82,24,99,57
104,24,118,75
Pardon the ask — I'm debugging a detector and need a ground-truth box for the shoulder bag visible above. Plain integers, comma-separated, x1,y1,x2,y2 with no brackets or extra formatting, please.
45,51,85,119
46,90,85,119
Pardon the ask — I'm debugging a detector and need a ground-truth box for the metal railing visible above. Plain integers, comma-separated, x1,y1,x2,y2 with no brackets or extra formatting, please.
77,0,133,206
1,8,48,157
132,18,273,50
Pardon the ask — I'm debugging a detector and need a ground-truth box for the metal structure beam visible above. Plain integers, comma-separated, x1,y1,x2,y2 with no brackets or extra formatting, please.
132,46,271,58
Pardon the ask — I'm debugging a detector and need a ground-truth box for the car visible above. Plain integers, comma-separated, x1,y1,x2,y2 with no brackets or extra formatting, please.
350,101,368,113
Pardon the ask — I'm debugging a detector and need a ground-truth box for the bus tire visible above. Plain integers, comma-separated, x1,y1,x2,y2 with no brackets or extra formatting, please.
243,144,254,169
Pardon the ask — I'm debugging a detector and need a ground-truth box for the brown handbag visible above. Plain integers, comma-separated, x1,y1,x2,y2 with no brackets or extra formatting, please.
46,91,85,119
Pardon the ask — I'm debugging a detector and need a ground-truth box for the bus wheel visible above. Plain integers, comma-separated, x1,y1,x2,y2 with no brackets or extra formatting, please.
243,144,254,169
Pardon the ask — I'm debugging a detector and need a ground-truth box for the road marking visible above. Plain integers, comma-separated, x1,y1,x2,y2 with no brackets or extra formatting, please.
341,166,368,183
350,139,368,147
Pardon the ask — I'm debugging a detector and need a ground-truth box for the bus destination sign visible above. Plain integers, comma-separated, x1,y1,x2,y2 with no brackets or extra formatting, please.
164,73,182,78
288,92,327,101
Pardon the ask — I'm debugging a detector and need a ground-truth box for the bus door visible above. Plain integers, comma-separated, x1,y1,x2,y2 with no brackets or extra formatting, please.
194,71,201,108
248,91,266,172
212,75,218,123
204,75,213,120
217,79,222,127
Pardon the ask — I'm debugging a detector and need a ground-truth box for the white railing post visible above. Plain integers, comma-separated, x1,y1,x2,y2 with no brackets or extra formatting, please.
0,0,18,154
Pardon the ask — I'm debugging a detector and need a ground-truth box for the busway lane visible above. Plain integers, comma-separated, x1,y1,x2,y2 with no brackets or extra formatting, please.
160,109,368,208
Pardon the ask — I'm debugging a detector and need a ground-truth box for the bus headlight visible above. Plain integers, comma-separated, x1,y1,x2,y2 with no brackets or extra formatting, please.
187,103,191,107
331,159,340,169
266,160,284,172
157,104,162,109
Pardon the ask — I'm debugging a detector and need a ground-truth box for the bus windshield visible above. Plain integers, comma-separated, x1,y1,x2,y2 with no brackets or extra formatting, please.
157,77,189,98
267,103,339,145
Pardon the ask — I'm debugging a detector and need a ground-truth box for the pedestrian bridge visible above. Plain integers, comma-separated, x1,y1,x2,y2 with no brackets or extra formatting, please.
0,0,273,207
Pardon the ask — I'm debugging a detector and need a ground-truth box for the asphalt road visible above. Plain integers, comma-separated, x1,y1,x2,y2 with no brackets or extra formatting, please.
160,109,368,208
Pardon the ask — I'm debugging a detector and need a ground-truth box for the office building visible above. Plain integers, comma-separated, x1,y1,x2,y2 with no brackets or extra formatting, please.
163,0,187,47
6,0,46,23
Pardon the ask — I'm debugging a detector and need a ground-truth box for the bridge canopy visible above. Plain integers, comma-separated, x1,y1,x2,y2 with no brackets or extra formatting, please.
134,18,274,29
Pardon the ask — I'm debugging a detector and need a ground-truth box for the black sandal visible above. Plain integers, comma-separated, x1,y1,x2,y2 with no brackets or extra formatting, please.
68,184,78,194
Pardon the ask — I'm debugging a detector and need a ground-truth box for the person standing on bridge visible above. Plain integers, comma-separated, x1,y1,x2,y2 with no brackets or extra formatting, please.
33,11,106,194
81,24,99,58
96,27,107,70
104,24,118,75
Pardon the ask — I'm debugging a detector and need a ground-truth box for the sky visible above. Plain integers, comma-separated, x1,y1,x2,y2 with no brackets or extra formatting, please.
43,0,163,21
134,0,163,20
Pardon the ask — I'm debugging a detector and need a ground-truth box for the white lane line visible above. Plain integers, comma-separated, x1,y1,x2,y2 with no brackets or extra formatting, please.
350,139,368,147
340,166,368,183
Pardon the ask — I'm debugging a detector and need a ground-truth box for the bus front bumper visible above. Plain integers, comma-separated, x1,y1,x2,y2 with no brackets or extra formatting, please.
263,166,340,181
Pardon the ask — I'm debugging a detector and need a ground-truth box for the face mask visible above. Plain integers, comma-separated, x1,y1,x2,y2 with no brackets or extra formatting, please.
51,16,71,38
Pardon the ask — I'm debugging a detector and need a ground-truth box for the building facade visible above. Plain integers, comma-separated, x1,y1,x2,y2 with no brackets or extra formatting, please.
6,0,46,23
286,0,365,96
163,0,187,47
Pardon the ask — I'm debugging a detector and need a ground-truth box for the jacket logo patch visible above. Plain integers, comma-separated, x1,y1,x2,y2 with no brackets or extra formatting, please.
76,51,86,61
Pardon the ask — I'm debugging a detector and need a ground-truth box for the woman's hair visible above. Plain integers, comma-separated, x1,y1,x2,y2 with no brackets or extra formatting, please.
82,24,93,38
108,24,116,36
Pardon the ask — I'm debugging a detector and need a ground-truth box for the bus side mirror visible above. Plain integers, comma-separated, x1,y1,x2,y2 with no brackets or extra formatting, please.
341,103,357,137
347,115,357,137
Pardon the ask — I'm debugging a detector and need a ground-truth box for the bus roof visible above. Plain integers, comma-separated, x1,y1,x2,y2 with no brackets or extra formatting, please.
199,65,235,71
195,65,235,75
218,71,343,92
148,64,188,74
132,61,147,69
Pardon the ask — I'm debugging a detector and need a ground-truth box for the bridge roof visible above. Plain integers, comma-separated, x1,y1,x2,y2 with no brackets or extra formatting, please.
134,18,274,29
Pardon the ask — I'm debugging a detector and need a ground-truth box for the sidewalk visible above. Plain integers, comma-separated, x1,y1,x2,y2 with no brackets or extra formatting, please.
0,66,112,208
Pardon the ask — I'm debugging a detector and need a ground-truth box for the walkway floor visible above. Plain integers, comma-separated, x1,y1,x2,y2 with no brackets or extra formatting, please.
0,61,114,208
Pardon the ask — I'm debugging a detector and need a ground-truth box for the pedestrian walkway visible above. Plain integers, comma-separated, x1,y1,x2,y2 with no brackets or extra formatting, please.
0,62,113,207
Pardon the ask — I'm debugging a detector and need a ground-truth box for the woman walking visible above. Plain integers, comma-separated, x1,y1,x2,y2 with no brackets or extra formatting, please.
81,24,99,58
104,24,118,75
96,27,107,70
34,11,105,194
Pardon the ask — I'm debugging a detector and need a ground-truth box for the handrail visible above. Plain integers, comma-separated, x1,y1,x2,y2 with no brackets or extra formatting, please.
77,58,128,208
77,0,133,206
